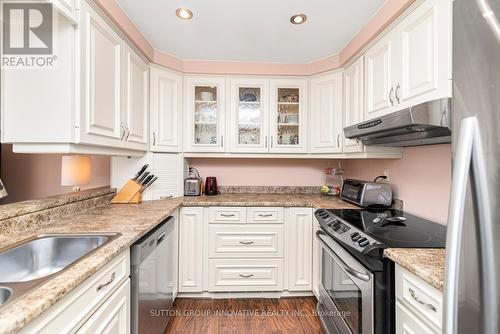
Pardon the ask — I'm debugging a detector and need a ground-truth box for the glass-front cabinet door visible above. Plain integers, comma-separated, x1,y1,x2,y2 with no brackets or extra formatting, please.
229,78,269,152
269,79,307,153
185,76,226,152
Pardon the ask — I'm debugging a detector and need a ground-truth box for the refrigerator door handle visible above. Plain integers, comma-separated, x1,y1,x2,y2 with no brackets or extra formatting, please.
444,117,497,334
470,117,497,334
444,117,474,334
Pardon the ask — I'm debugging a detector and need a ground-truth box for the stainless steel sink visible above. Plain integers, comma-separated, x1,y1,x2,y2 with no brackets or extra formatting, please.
0,235,112,282
0,287,11,306
0,233,120,309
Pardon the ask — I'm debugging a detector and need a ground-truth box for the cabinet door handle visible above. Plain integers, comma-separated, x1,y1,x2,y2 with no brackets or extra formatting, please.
97,272,116,292
220,213,235,217
337,134,340,147
120,125,126,141
395,83,401,104
125,127,130,141
221,135,224,147
271,136,274,148
239,241,254,245
258,213,273,217
265,136,268,148
239,274,254,278
389,87,395,106
152,131,156,145
409,288,436,312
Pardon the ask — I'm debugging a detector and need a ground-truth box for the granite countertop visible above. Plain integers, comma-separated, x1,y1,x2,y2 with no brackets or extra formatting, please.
0,193,355,334
0,187,113,222
384,248,445,291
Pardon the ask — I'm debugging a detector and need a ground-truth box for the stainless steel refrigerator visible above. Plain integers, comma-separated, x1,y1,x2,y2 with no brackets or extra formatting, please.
444,0,500,333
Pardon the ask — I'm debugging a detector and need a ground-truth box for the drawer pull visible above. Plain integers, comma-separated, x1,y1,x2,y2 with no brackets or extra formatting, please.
220,213,236,217
258,213,273,217
409,288,436,312
239,274,254,278
97,272,116,292
239,241,254,245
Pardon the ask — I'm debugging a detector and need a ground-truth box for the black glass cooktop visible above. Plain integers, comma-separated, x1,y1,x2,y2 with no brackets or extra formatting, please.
326,208,447,248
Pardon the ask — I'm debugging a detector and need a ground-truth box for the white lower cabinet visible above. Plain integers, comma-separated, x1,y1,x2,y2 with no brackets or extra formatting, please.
20,250,130,334
396,302,437,334
208,259,283,292
286,208,313,291
179,207,204,292
395,264,443,334
76,279,130,334
208,224,284,258
312,217,321,298
179,206,313,295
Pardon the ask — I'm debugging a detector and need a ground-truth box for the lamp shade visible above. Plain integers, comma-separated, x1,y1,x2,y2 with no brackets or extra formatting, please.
61,155,91,187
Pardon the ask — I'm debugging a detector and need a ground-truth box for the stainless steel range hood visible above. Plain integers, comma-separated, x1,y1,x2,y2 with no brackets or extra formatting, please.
344,98,451,147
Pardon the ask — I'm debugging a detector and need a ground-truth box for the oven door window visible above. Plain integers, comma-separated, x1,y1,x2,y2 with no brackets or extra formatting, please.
322,247,363,334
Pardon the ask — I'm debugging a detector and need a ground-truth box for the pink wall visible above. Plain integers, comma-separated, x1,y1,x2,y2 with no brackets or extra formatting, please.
0,144,110,204
344,145,452,224
189,158,339,187
190,145,452,224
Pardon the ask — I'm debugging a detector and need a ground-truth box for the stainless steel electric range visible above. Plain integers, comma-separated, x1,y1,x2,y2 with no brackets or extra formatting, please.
314,208,446,334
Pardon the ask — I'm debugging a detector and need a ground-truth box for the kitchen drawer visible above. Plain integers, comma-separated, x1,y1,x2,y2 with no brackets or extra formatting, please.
208,225,283,258
76,279,130,333
208,259,283,292
21,250,130,334
396,301,439,334
396,265,443,330
208,207,247,223
247,207,283,224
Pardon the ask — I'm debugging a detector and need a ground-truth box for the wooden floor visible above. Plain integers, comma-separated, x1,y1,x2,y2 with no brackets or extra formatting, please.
164,297,322,334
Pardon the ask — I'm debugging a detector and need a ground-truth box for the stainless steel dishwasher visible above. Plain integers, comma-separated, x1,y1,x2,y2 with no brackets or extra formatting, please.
130,216,175,334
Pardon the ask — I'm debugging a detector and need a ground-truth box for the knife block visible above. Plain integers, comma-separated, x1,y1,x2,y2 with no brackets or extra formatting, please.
111,180,143,204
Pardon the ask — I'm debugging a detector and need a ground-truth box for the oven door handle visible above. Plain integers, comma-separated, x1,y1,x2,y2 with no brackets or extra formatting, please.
316,230,371,282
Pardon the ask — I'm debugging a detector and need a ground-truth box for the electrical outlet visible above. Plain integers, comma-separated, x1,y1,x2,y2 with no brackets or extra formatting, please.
383,169,390,182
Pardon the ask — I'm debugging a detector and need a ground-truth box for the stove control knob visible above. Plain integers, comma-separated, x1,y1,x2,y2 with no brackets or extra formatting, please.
358,238,369,247
350,232,360,241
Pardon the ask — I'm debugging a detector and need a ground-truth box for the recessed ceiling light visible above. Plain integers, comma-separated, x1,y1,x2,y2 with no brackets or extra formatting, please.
176,8,193,20
290,14,307,25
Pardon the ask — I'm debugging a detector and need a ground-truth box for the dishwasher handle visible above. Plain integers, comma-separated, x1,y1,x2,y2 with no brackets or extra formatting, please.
157,231,166,244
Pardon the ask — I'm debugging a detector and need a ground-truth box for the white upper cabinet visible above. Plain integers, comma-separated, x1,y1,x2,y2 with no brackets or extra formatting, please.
343,56,364,153
123,47,149,150
365,35,394,120
184,76,226,152
228,78,269,153
269,79,308,153
51,0,79,23
80,2,149,152
309,72,343,153
80,2,124,147
150,66,183,152
1,1,149,156
399,0,451,105
364,0,451,120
